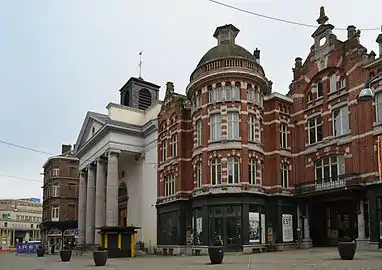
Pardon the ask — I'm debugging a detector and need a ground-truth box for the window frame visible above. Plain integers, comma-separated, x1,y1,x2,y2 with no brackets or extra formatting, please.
281,163,289,188
280,123,288,148
376,92,382,124
210,158,222,185
196,119,202,145
51,206,59,221
227,157,240,184
248,158,257,185
161,139,167,162
227,111,240,139
196,162,202,188
52,185,60,197
329,74,337,93
164,174,176,197
170,134,178,157
315,155,345,183
248,114,256,141
52,168,60,177
332,106,349,137
210,113,222,141
308,116,323,144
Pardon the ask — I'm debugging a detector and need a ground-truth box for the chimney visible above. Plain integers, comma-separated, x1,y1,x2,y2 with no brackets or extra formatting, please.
295,57,303,69
347,25,356,39
61,144,72,154
377,32,382,57
253,48,260,64
165,82,174,96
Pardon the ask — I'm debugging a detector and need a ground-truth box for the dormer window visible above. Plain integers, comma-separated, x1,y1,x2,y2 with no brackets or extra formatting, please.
317,80,323,98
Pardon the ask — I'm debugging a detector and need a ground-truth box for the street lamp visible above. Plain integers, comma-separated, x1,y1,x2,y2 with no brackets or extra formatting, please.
357,72,382,101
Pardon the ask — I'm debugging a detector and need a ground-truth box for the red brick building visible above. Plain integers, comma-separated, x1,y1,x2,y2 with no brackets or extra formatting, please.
156,8,382,253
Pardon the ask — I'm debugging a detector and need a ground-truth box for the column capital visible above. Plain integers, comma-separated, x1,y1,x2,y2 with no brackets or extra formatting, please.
108,149,121,157
97,156,108,164
135,153,145,161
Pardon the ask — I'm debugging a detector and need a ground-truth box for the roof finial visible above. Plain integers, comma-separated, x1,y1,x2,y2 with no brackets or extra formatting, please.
317,6,329,25
138,51,143,79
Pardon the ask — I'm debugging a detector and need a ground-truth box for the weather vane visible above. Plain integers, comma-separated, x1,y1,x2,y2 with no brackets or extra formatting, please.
138,51,143,79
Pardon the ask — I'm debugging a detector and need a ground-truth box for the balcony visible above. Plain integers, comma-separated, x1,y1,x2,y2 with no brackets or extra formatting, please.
295,173,364,195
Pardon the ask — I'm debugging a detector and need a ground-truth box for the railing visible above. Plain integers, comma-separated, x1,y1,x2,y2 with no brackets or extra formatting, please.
294,173,364,195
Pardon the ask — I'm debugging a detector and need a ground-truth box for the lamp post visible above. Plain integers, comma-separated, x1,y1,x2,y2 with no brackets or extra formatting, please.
357,72,382,101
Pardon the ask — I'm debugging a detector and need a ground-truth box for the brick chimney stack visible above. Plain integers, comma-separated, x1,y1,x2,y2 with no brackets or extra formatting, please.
61,144,72,154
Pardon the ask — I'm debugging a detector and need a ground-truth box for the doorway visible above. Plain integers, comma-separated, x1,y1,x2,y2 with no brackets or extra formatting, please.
208,206,242,251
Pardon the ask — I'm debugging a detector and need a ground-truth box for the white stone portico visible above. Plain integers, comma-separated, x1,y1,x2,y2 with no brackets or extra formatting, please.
74,100,160,249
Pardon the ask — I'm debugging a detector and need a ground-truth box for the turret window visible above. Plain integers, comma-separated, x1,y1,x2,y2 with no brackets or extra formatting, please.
210,113,222,141
211,158,222,185
227,112,239,139
227,157,240,184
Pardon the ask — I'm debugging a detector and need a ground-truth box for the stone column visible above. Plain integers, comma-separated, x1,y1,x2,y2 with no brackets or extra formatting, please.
357,200,368,249
85,164,96,244
78,171,87,245
94,157,107,244
301,205,312,248
106,150,119,226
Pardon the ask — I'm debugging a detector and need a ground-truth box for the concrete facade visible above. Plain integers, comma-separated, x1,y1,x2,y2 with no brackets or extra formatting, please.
74,77,160,249
156,8,382,254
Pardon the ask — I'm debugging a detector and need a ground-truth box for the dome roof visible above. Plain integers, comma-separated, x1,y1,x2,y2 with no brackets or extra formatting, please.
197,43,255,68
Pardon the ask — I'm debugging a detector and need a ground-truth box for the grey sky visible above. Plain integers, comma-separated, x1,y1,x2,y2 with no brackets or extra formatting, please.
0,0,381,199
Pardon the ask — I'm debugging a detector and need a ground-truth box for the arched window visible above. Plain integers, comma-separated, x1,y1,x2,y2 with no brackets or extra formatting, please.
138,88,152,110
233,82,241,100
281,163,289,188
208,85,214,103
340,77,346,89
248,158,257,184
227,157,240,184
225,82,232,100
91,127,95,135
210,158,221,185
315,156,345,183
307,92,313,103
216,83,223,101
196,162,202,187
316,80,323,98
246,83,253,102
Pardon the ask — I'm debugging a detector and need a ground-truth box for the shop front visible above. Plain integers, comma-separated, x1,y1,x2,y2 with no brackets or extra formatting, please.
156,194,297,253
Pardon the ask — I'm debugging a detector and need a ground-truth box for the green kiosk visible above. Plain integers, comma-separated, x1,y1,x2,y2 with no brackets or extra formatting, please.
98,226,140,258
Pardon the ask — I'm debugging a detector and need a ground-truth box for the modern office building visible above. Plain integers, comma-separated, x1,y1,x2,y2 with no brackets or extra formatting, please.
156,7,382,254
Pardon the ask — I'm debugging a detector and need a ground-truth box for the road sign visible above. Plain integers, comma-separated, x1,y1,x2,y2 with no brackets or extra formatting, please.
74,229,79,237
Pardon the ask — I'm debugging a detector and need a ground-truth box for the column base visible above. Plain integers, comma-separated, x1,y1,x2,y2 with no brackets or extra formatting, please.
356,238,373,250
299,239,313,249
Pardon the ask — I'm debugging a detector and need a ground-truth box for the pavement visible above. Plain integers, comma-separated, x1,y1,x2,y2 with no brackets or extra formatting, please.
1,248,382,270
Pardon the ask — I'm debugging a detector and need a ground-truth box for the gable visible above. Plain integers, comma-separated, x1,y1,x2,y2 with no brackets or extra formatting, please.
74,111,108,153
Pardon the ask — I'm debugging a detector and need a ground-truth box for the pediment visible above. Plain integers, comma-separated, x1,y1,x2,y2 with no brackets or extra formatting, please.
74,111,108,153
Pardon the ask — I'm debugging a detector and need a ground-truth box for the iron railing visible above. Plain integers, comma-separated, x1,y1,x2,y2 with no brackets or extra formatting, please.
294,173,364,195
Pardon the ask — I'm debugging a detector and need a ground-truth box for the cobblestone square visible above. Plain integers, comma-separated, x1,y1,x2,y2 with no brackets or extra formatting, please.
2,248,382,270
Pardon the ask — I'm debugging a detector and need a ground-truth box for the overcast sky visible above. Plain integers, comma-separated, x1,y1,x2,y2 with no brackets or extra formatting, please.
0,0,381,199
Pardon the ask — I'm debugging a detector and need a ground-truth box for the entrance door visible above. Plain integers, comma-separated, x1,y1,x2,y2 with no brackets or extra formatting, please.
226,218,241,251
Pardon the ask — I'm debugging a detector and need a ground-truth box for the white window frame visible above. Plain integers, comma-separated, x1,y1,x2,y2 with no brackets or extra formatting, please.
52,185,60,197
280,123,288,148
227,157,240,184
329,74,337,93
164,174,176,197
308,116,323,144
210,158,222,185
210,113,221,141
196,162,202,188
281,163,289,188
340,77,346,89
332,106,349,137
51,206,59,221
376,92,382,123
315,156,345,183
227,112,239,139
249,158,257,185
196,119,202,145
161,139,167,162
170,134,177,157
248,114,256,141
52,168,60,177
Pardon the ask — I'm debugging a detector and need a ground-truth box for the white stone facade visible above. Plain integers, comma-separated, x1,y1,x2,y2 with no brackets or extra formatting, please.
74,102,160,248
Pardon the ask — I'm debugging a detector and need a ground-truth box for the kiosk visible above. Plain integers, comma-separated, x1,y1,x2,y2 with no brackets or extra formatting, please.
98,226,140,258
